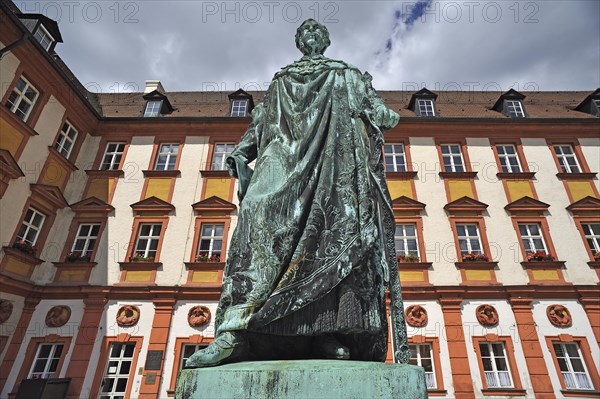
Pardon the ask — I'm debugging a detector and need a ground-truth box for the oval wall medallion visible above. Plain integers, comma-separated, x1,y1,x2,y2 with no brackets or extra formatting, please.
45,306,71,327
405,305,428,327
547,304,572,327
476,304,499,327
0,301,13,324
116,305,140,327
188,306,211,328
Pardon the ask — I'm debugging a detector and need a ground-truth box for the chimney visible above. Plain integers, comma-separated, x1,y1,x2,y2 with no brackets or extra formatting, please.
144,80,165,94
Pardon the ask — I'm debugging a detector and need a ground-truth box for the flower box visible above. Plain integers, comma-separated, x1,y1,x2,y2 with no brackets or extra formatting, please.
461,252,490,262
195,253,221,263
129,253,155,262
12,240,37,256
526,251,554,262
397,254,420,263
65,252,92,263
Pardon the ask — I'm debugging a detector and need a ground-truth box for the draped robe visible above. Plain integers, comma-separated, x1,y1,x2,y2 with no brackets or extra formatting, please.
216,55,400,361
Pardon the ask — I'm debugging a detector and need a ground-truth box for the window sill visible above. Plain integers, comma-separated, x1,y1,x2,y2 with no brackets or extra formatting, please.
496,172,536,180
556,172,597,180
85,169,124,178
521,261,565,269
481,388,527,396
47,146,78,172
200,170,231,178
455,261,498,269
386,171,418,179
426,389,448,396
0,149,25,179
119,261,162,270
438,171,478,179
398,261,432,269
560,389,600,397
0,106,38,137
2,246,44,265
53,261,97,268
587,261,600,269
142,170,181,178
185,261,226,270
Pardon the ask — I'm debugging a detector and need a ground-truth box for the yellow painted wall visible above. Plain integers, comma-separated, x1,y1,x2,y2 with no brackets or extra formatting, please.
85,178,114,202
447,180,474,201
4,258,31,277
464,269,492,281
125,271,153,282
0,119,24,154
57,270,87,282
566,181,596,201
204,178,231,200
387,180,414,199
506,180,534,200
145,178,172,201
39,159,68,187
531,270,560,281
192,271,219,283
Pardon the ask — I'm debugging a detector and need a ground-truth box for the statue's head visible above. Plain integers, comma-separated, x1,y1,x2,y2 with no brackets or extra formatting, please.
295,19,330,57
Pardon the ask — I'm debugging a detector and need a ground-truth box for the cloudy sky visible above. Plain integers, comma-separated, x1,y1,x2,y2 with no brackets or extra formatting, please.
18,0,600,93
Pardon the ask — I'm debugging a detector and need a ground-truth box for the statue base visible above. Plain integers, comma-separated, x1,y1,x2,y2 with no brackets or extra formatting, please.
175,360,427,399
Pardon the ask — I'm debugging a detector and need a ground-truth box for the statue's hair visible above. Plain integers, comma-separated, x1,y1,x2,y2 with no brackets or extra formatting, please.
295,19,331,54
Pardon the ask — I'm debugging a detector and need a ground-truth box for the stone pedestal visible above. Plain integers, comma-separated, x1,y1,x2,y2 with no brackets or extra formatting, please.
176,360,427,399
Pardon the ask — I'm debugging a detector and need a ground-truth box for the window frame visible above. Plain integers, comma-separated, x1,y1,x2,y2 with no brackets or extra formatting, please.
153,143,180,171
439,143,467,173
472,335,525,395
394,223,421,259
230,99,248,117
456,223,484,257
54,120,79,159
450,218,492,262
547,140,591,175
168,335,214,395
5,75,40,123
190,217,231,263
505,100,525,118
100,142,127,171
408,335,445,394
574,218,600,261
144,100,163,117
125,217,168,262
416,98,435,117
545,335,600,395
552,144,582,174
133,223,163,260
70,222,101,258
28,342,64,379
511,217,559,261
495,144,523,173
15,207,46,246
33,24,55,50
518,222,548,254
211,143,236,171
196,223,225,260
409,342,437,389
384,143,408,172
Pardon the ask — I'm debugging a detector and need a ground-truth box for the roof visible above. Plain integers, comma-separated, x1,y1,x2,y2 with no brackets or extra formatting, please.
96,90,599,119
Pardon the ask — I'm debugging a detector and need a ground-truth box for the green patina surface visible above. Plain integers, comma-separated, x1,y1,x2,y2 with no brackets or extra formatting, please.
176,360,427,399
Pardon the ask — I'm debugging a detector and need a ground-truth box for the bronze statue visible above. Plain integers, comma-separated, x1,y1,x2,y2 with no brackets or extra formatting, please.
186,19,408,368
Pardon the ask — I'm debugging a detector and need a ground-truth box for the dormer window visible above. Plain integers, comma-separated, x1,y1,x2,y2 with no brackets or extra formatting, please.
506,100,525,118
575,89,600,117
33,24,54,50
493,89,527,118
144,100,163,117
408,88,438,117
231,100,248,117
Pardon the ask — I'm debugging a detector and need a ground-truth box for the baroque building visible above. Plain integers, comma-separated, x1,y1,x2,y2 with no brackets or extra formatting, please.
1,1,599,398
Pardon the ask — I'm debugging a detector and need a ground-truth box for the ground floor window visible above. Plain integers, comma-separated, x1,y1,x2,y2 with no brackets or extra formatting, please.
99,342,136,399
29,343,63,379
409,343,436,389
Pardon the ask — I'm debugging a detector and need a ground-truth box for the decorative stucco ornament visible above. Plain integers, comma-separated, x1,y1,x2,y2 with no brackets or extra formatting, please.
188,306,211,328
45,305,71,327
0,301,13,324
476,304,499,327
405,305,428,327
116,305,140,327
185,18,409,368
547,304,572,327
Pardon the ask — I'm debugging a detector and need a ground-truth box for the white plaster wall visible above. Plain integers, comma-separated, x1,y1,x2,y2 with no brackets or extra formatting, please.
579,137,600,193
80,300,154,399
410,137,461,285
532,299,600,399
0,294,24,361
466,138,529,285
157,137,207,285
0,96,65,249
462,300,534,398
522,139,598,284
106,136,151,284
404,300,454,397
162,300,218,396
0,299,84,398
0,41,20,99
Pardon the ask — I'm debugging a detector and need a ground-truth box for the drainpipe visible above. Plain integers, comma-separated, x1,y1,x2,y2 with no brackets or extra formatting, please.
0,32,28,59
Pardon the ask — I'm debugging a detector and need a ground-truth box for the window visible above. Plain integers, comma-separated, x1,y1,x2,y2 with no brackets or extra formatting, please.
496,144,522,173
71,223,100,257
211,143,236,171
479,342,513,388
99,342,136,399
553,145,581,173
457,224,483,257
144,100,162,117
440,144,465,172
133,223,162,259
582,223,600,255
33,24,54,50
409,343,436,389
29,343,63,379
394,224,419,258
54,121,78,158
154,144,179,171
384,144,407,172
180,344,207,371
506,100,525,118
552,342,593,390
198,224,224,258
230,99,248,117
16,208,45,245
417,99,435,117
101,143,126,170
6,77,39,122
593,99,600,114
518,223,547,254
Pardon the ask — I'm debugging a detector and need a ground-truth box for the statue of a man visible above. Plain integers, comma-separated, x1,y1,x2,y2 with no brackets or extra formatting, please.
186,19,401,368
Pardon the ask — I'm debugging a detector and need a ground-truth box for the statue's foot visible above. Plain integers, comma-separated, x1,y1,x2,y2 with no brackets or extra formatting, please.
314,335,350,360
184,332,248,368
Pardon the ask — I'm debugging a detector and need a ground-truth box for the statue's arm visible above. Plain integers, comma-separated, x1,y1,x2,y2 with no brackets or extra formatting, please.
361,72,399,132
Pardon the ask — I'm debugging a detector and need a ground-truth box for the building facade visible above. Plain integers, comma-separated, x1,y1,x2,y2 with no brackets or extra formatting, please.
1,2,599,398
